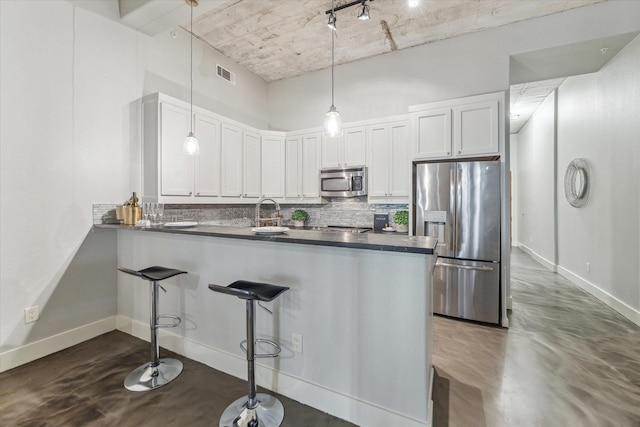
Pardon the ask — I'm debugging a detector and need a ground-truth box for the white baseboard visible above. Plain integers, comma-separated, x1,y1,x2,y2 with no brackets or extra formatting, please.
118,315,429,427
517,244,557,272
0,316,117,373
557,267,640,328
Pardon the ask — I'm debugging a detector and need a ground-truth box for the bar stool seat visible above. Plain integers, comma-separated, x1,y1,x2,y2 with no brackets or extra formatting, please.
118,265,187,392
209,280,289,427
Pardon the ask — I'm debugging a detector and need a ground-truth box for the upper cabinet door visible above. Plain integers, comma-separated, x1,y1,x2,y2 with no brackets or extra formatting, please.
160,102,194,196
243,130,262,198
367,124,390,198
321,134,341,168
414,108,452,159
194,113,221,197
389,121,409,197
221,122,243,197
262,135,285,198
285,136,302,199
453,100,498,157
342,126,366,166
302,133,321,198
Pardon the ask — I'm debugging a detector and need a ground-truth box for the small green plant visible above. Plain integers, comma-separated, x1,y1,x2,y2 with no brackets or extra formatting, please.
393,210,409,225
291,209,309,222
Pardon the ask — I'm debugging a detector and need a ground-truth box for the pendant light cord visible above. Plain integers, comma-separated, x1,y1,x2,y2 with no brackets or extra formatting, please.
331,0,335,107
190,2,194,133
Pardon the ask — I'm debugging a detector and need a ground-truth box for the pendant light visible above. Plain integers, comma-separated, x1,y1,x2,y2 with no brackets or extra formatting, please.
183,0,200,155
323,0,343,138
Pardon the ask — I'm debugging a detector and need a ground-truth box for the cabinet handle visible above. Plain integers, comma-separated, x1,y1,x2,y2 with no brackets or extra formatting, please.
458,150,461,154
189,192,193,195
447,152,450,156
196,192,200,195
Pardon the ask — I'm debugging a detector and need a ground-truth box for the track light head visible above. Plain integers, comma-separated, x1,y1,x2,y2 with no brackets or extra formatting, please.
357,2,370,20
327,11,337,30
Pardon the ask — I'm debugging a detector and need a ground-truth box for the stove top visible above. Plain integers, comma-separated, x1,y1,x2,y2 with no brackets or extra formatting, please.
311,226,372,234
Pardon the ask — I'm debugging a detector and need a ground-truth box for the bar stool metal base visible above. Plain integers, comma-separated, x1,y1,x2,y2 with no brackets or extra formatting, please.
124,358,183,392
219,393,284,427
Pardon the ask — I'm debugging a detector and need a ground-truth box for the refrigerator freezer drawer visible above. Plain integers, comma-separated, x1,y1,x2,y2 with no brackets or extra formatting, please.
433,258,500,324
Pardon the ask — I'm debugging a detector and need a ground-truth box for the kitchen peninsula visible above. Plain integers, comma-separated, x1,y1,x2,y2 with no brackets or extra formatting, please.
98,224,437,427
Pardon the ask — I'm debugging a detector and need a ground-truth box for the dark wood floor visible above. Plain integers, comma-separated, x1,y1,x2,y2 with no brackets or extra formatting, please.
0,330,357,427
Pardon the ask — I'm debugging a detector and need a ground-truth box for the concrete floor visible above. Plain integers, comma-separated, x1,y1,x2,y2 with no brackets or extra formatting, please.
1,248,639,426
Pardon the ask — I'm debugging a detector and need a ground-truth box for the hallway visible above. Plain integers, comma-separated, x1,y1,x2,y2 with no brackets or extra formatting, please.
432,247,640,427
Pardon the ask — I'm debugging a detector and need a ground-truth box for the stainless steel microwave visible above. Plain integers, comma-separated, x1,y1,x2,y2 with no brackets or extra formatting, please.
320,166,367,197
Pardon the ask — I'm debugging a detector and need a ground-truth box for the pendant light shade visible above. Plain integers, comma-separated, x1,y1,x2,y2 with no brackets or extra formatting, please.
184,132,200,155
183,0,200,155
323,0,343,138
323,106,342,138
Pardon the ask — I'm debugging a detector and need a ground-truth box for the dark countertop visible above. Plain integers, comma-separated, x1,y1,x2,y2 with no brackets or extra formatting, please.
95,224,437,255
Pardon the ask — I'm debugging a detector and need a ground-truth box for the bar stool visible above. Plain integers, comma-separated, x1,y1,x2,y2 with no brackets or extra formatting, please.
117,266,187,392
209,280,289,427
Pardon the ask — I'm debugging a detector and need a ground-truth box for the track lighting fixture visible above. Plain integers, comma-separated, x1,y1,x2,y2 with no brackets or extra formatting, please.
325,0,373,23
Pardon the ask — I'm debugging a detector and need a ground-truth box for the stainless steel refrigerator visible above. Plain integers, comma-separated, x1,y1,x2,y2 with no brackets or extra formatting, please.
414,160,501,324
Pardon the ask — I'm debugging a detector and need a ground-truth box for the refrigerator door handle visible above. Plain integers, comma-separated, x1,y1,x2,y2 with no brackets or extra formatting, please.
456,167,463,252
436,261,494,272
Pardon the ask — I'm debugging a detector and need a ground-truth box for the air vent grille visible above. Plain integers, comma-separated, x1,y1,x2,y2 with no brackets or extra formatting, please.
217,64,236,85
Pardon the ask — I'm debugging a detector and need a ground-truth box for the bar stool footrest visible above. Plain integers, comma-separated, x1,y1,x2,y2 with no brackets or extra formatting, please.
156,314,181,328
240,339,282,358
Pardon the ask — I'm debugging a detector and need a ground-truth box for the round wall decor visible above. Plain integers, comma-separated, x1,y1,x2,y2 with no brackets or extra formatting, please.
564,158,590,208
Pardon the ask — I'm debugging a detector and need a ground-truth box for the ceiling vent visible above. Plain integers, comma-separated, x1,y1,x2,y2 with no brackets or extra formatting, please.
216,64,236,86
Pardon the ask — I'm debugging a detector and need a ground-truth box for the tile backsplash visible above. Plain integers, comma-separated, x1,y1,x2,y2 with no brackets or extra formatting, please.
94,198,408,228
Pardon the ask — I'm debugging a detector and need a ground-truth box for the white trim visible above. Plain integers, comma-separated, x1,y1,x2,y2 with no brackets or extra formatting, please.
118,315,429,427
517,243,557,272
0,316,117,373
427,367,434,427
557,267,640,328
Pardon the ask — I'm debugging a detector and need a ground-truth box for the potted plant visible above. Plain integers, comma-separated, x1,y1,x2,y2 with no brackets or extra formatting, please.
393,210,409,233
291,209,309,227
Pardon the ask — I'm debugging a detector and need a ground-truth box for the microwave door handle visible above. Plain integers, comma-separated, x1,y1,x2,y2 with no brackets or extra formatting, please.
348,174,353,192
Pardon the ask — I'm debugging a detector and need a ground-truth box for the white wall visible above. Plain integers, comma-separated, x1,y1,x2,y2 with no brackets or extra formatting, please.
0,0,268,361
556,35,640,321
268,1,640,131
511,35,640,323
510,134,519,245
513,92,557,269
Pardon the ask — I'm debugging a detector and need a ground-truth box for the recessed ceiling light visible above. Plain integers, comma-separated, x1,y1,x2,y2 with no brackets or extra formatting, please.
408,0,419,8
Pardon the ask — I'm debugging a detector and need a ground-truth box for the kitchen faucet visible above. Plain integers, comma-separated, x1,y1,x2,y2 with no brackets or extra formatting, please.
254,197,281,227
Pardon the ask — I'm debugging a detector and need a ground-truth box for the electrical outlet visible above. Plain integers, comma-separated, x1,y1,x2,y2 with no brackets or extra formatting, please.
292,333,303,353
25,306,39,324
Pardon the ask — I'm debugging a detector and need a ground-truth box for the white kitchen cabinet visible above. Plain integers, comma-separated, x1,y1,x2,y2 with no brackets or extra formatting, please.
261,133,286,199
193,112,221,197
142,93,221,203
221,123,261,200
413,108,452,158
367,119,410,203
321,126,366,168
453,100,499,157
243,130,262,199
301,133,322,200
411,95,500,160
285,135,302,199
159,102,193,196
284,131,322,203
221,122,243,198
